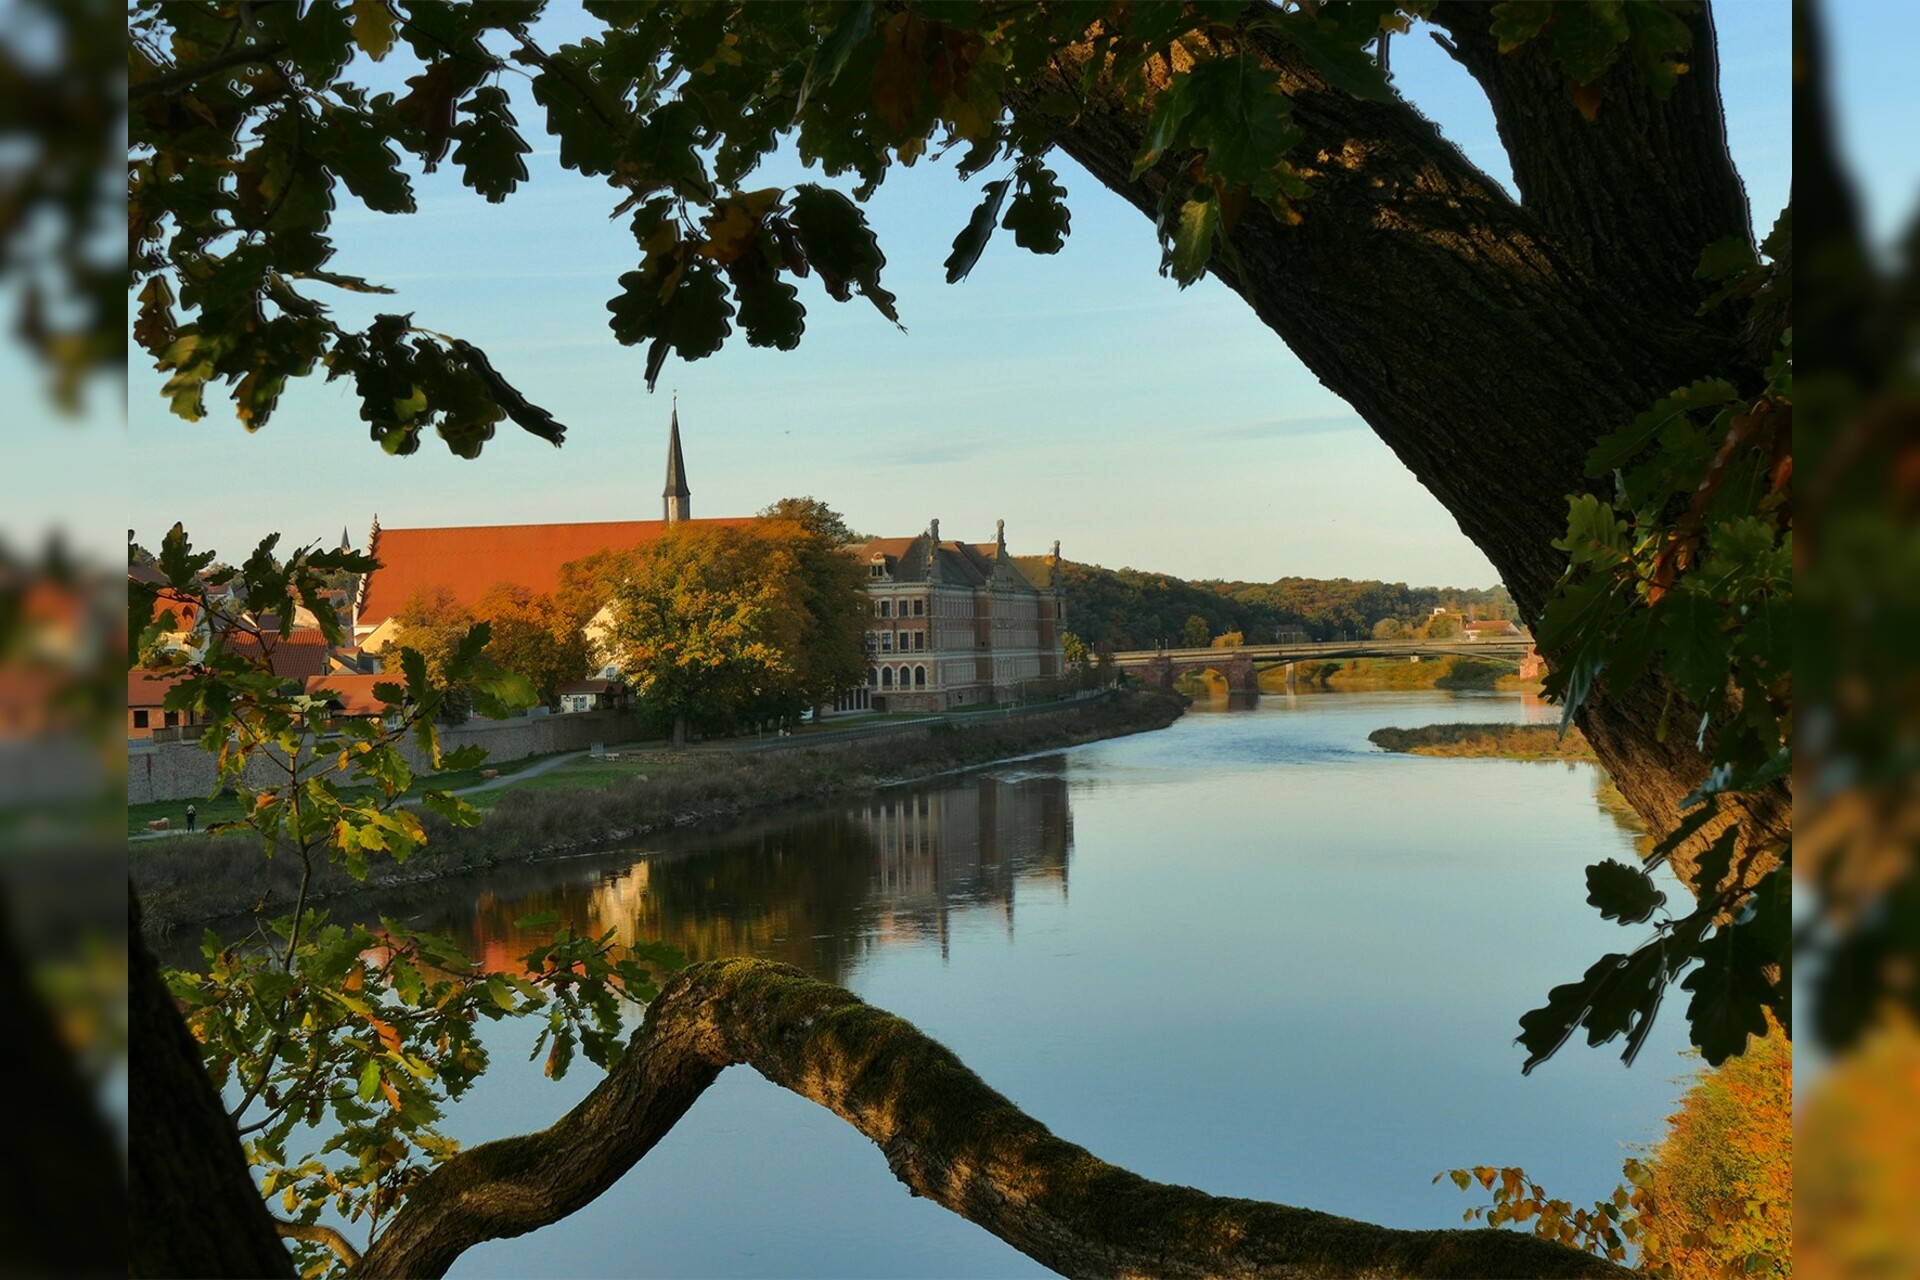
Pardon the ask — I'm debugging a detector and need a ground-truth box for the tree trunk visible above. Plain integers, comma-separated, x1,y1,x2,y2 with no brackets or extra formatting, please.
355,958,1626,1279
0,883,129,1276
1018,3,1787,871
670,712,688,749
127,889,296,1278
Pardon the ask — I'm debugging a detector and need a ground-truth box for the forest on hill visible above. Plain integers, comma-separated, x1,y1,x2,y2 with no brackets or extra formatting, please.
1058,562,1516,651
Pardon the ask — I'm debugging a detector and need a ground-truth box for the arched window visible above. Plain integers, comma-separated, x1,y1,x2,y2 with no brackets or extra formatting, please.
881,667,893,688
869,667,879,687
914,666,926,688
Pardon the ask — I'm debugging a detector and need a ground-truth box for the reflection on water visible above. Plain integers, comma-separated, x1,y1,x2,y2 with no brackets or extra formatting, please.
447,759,1073,987
270,689,1686,1279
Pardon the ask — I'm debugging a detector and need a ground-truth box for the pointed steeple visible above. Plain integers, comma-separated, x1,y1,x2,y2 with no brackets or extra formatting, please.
663,396,691,523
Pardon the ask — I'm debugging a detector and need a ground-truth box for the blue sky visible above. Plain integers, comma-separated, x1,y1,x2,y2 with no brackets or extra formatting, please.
97,4,1802,583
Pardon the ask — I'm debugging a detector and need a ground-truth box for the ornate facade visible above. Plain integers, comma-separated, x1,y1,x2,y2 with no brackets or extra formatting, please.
843,518,1066,712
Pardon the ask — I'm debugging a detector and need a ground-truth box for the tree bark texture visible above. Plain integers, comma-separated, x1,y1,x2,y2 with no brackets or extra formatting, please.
356,958,1625,1280
0,881,129,1276
1020,2,1786,869
128,888,297,1279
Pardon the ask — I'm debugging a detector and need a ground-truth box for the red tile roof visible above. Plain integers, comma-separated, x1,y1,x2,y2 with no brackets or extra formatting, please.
358,518,755,625
129,566,202,630
128,668,192,708
226,629,331,679
303,674,398,718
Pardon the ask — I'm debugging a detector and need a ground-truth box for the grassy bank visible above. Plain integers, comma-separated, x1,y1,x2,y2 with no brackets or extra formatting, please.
133,689,1184,934
1267,656,1536,693
127,752,558,837
1366,721,1596,761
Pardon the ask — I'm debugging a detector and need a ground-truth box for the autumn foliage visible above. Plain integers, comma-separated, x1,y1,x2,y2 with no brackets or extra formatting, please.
1443,1023,1791,1277
1637,1025,1792,1279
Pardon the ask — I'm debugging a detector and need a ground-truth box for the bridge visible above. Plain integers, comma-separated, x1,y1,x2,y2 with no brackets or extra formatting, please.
1110,639,1540,694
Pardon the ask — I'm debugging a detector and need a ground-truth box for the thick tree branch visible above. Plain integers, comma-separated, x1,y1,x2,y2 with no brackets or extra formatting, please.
1015,21,1783,861
275,1217,363,1269
1427,1,1754,326
355,959,1625,1279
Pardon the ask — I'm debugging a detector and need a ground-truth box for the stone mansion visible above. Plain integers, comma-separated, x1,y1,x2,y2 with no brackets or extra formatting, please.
844,520,1066,714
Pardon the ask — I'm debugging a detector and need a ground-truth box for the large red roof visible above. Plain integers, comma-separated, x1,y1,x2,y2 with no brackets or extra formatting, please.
357,518,755,625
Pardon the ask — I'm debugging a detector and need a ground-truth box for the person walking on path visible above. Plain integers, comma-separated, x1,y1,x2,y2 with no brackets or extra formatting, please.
185,803,196,833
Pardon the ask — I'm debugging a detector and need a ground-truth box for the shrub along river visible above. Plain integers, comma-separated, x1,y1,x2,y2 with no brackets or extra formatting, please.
335,688,1689,1276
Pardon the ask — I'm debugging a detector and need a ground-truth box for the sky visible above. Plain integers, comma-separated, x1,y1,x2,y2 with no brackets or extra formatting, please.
88,4,1806,584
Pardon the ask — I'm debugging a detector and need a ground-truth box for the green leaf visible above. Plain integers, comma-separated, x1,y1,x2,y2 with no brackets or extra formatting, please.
1518,944,1667,1073
1585,859,1667,925
1488,1,1554,53
1002,159,1071,254
1694,235,1758,283
787,184,902,327
451,85,532,204
944,177,1010,283
1585,379,1737,476
1556,494,1629,564
357,1058,382,1101
1655,589,1726,708
400,647,431,704
1547,1,1630,85
1132,72,1201,178
1165,191,1220,287
1681,921,1773,1066
730,253,807,351
319,106,415,215
1182,60,1299,194
1261,13,1393,102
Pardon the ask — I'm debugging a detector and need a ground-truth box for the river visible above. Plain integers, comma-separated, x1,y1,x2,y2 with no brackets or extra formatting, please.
349,688,1689,1277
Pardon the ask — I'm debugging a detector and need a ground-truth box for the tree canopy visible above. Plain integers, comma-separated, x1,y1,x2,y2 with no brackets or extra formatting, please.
598,515,867,743
120,0,1810,1274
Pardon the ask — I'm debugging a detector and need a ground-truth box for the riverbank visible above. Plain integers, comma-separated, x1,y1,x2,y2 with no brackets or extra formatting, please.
132,688,1185,935
1366,721,1596,761
1267,655,1537,693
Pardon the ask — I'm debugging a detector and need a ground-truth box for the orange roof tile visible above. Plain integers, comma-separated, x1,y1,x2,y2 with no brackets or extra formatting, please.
303,674,398,718
227,629,331,679
358,518,755,625
128,668,192,708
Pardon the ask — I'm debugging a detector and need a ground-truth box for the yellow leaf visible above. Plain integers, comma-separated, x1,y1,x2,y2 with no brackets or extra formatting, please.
351,0,396,60
699,203,758,264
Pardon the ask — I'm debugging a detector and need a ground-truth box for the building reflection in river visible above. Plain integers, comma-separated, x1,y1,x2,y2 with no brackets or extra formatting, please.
459,758,1074,987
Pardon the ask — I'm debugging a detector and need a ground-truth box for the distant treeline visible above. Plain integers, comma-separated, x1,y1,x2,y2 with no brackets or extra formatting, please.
1059,562,1516,651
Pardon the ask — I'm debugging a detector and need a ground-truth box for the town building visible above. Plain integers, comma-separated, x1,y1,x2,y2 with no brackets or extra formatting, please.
352,406,751,644
350,408,1067,717
843,519,1066,713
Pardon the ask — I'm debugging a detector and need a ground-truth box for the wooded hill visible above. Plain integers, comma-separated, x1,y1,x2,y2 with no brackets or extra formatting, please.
1059,561,1515,650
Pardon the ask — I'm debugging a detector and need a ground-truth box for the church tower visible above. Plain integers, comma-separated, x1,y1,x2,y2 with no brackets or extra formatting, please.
663,401,691,524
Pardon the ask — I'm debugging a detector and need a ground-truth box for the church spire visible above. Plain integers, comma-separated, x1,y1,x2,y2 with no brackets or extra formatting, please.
663,396,691,523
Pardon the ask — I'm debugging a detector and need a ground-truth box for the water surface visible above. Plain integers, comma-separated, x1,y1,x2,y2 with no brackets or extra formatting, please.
376,690,1683,1278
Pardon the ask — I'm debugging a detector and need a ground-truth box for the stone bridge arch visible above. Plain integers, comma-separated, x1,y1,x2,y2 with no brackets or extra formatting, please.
1139,652,1261,694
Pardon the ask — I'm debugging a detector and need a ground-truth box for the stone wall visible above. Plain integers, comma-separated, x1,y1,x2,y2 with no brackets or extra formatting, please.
127,710,641,805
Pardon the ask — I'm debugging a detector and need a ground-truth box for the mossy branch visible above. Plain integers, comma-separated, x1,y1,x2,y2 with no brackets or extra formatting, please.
352,959,1625,1279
